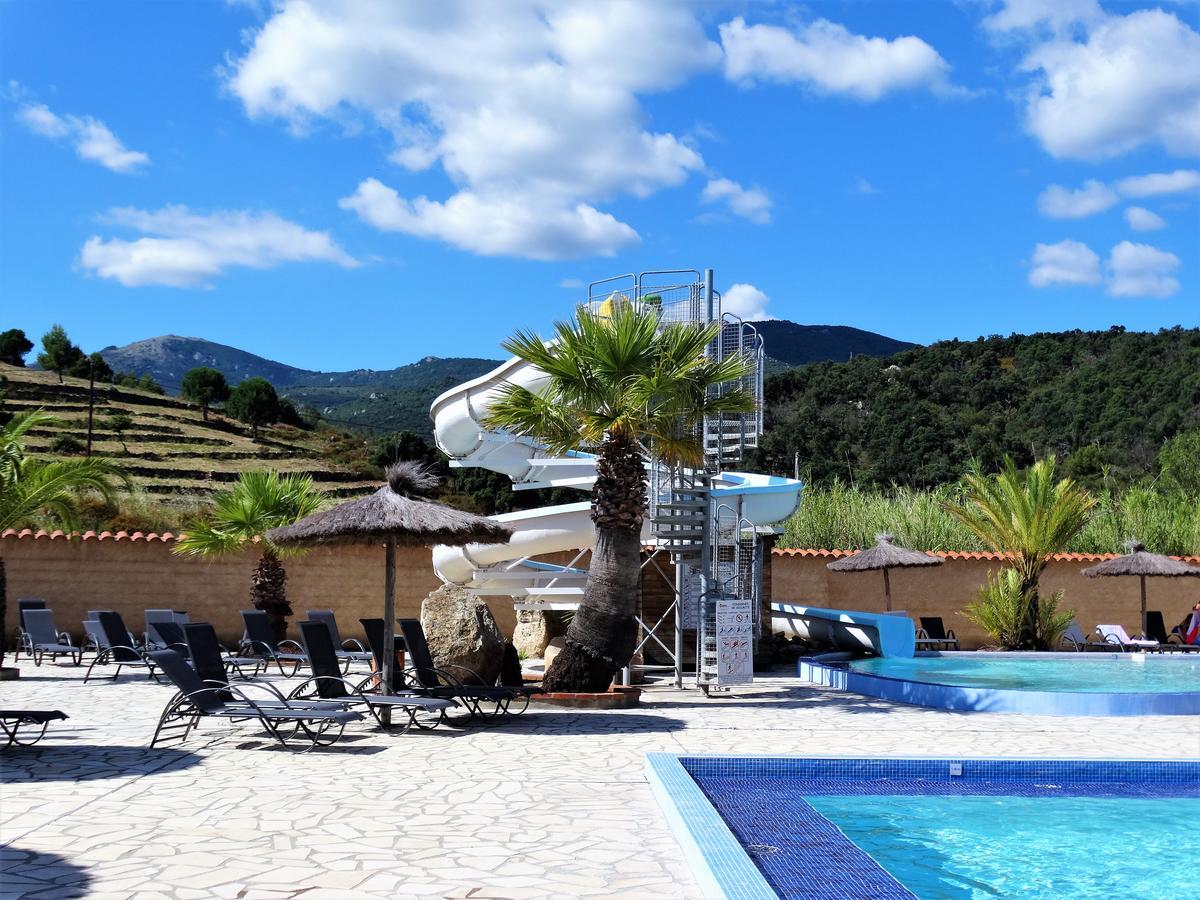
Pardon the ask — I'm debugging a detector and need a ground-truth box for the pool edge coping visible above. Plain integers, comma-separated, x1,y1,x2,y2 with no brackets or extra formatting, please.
798,657,1200,716
645,753,778,900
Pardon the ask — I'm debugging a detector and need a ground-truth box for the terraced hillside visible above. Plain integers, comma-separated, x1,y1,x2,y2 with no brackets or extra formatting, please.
1,363,379,504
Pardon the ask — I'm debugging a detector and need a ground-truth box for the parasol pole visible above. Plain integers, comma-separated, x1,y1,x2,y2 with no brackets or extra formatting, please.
1139,574,1148,638
882,567,892,612
382,535,396,726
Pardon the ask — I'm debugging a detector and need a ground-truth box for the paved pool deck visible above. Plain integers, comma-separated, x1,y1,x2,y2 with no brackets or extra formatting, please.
2,663,1197,899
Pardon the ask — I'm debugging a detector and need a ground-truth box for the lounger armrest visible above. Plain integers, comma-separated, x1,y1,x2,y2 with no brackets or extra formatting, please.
57,631,74,646
289,675,358,699
944,629,957,641
230,681,291,702
400,665,465,689
915,628,930,640
240,639,278,658
439,662,489,685
278,639,304,653
340,638,367,653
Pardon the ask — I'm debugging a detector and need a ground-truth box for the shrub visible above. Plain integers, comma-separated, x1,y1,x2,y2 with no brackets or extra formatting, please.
963,568,1075,650
50,433,85,455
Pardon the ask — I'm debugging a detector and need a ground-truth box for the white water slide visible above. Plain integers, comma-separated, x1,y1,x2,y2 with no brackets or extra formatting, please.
430,278,803,610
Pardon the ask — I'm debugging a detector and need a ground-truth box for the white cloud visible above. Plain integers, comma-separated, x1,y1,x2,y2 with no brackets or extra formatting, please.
983,0,1104,36
1123,207,1166,232
338,178,637,261
1115,169,1200,199
721,283,774,321
16,102,148,172
699,178,772,224
1105,240,1180,298
79,206,356,288
227,1,720,260
558,278,583,289
720,16,956,101
1036,179,1117,218
1008,7,1200,159
1028,239,1101,287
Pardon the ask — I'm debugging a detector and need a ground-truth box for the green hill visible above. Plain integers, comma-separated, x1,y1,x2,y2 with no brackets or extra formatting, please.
0,363,379,508
751,326,1200,489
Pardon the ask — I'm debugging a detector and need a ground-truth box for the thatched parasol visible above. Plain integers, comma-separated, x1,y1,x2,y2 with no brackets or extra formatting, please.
1081,539,1200,636
826,532,942,612
267,462,512,710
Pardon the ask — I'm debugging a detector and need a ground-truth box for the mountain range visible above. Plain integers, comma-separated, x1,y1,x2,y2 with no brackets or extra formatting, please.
100,322,916,436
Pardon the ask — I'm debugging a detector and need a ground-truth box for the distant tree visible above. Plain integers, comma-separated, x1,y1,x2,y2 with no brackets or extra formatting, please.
106,412,134,452
372,431,444,471
227,377,281,440
1159,430,1200,494
276,397,307,429
66,351,113,383
180,367,230,421
0,329,33,367
36,325,85,382
137,373,165,395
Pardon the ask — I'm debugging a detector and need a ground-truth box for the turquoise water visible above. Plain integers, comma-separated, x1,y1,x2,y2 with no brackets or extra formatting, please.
851,655,1200,693
809,794,1200,898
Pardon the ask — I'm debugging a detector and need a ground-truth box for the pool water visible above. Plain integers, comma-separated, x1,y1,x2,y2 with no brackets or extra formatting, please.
810,794,1197,898
850,654,1200,693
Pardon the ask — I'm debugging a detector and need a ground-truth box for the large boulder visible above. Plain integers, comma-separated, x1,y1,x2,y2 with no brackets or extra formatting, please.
419,583,505,686
512,609,565,659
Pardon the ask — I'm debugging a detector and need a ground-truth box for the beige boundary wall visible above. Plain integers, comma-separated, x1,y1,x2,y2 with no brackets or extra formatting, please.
770,548,1200,649
4,529,1198,652
1,529,515,648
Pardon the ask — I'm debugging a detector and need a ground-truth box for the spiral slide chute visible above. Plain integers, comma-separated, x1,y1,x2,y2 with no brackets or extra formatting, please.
430,354,801,608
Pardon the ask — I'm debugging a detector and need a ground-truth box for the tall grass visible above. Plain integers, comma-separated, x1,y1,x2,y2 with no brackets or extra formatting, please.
781,480,1200,556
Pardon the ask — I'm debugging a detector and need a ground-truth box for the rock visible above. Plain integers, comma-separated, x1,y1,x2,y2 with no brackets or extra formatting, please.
420,583,505,686
543,636,567,671
512,609,564,659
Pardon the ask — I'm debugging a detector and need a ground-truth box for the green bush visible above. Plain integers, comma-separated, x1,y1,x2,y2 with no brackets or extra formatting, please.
963,568,1075,650
50,433,85,455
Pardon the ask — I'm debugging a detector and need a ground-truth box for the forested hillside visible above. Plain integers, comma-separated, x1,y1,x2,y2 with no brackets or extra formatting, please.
751,327,1200,489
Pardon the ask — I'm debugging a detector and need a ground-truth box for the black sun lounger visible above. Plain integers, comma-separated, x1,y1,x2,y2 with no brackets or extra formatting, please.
396,618,532,719
1146,611,1200,653
149,649,362,752
0,710,68,749
290,621,453,731
84,612,163,683
306,609,374,670
917,617,960,650
239,611,309,677
18,609,82,666
14,598,46,658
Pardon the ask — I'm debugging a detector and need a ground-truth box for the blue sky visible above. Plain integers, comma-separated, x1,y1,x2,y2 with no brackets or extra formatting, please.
2,0,1197,371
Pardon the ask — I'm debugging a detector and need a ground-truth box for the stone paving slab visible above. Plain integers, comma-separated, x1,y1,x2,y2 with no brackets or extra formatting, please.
1,663,1196,898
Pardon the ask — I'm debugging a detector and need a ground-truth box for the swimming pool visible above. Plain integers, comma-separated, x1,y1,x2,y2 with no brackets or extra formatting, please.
851,653,1200,692
799,652,1200,715
647,755,1200,900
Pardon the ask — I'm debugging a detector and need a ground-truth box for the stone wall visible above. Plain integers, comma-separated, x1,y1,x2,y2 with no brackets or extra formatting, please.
5,529,1197,653
1,530,515,647
769,549,1200,648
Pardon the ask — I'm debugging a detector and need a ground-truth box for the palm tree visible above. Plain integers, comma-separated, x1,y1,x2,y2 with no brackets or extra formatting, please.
174,470,323,641
486,306,756,691
948,456,1096,649
1,410,131,668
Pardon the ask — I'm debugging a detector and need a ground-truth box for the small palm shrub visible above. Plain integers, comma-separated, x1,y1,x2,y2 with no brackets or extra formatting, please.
964,568,1075,650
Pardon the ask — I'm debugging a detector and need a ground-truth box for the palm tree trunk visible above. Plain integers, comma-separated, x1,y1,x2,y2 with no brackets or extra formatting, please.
543,430,645,693
250,550,292,643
